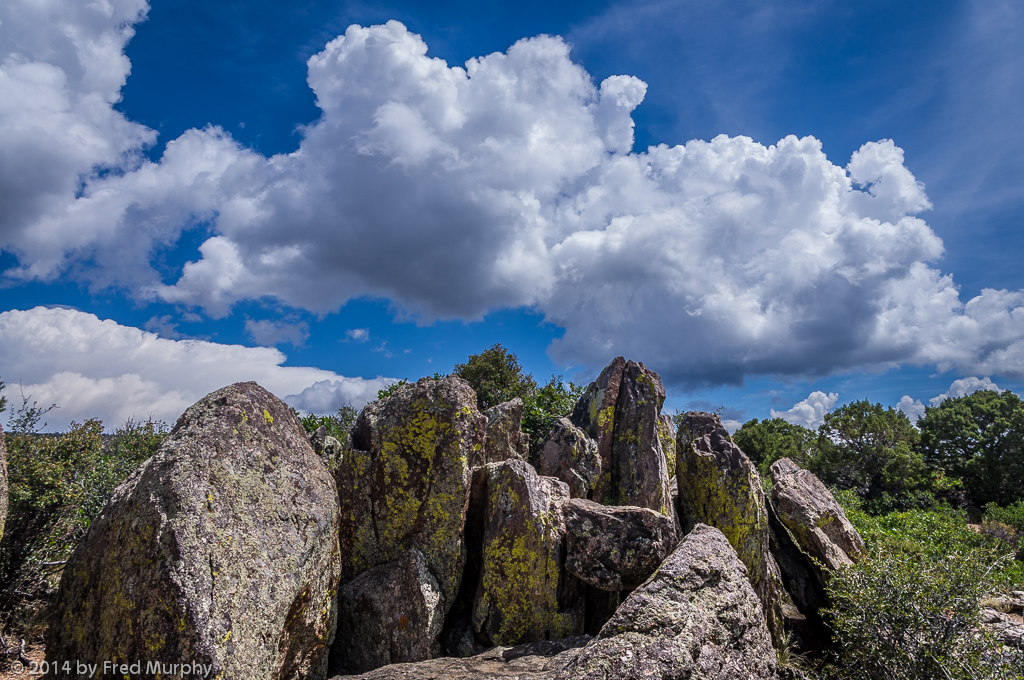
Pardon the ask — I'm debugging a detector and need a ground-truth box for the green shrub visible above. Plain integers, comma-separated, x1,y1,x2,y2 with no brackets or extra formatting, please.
732,417,816,475
300,405,359,440
825,550,1020,680
453,344,536,411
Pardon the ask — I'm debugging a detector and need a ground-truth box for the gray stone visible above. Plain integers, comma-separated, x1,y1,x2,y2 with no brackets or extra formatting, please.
555,524,779,680
483,398,529,463
564,499,676,591
47,382,342,680
311,424,346,472
537,418,601,499
769,458,866,575
333,549,445,674
472,460,583,647
571,357,626,502
0,421,7,544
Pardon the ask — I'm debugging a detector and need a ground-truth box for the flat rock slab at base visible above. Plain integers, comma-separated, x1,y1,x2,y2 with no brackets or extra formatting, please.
769,458,866,574
47,382,342,680
331,638,591,680
565,499,676,591
333,549,445,674
555,524,779,680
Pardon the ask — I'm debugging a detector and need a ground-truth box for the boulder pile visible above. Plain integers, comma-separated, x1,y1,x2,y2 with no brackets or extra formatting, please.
45,358,868,680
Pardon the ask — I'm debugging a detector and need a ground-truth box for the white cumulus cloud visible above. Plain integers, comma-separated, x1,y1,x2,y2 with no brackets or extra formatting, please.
0,307,394,430
929,375,1003,406
4,16,1024,388
771,391,839,429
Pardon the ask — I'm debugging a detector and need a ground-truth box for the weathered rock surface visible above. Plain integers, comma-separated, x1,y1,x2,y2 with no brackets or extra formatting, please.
0,421,7,543
657,414,677,485
769,458,866,574
332,637,591,680
48,382,342,680
569,357,674,517
676,411,785,645
767,501,830,651
338,376,486,615
537,418,601,499
555,524,780,680
311,424,346,471
483,398,529,463
334,549,445,674
564,499,676,591
472,460,583,647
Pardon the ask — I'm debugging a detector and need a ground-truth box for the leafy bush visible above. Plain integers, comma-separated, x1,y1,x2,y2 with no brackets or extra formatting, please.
732,417,816,474
825,549,1020,680
300,405,359,440
453,344,537,411
0,417,167,639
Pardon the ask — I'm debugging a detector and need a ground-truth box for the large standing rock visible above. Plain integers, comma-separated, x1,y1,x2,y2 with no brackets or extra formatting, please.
676,411,785,645
564,499,676,592
537,418,601,499
483,398,529,463
769,458,866,575
657,415,677,485
48,382,342,680
337,376,486,613
568,358,674,518
472,460,582,647
571,356,626,501
333,549,445,674
555,524,779,680
0,422,7,543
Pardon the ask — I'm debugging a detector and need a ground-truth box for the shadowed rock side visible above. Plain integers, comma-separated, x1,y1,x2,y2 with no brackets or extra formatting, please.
769,458,866,577
337,376,486,618
657,414,677,488
676,411,786,646
311,424,346,472
537,417,601,499
47,382,342,680
334,549,445,674
767,502,831,652
564,499,676,592
472,460,583,647
569,357,674,519
0,422,7,543
571,356,626,502
483,398,529,463
555,524,780,680
331,637,591,680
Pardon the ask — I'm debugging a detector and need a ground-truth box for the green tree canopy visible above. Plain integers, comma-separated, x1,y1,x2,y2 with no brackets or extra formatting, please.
453,343,537,411
732,417,815,474
810,400,926,501
918,389,1024,506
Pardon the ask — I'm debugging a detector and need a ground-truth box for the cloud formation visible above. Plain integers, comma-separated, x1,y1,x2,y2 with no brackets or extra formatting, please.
771,391,839,429
4,14,1024,388
0,307,393,430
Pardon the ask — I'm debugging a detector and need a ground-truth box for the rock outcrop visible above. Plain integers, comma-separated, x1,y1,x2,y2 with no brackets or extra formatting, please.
676,411,785,645
769,458,866,575
0,421,7,543
570,357,674,518
48,382,342,680
311,424,346,471
537,418,601,499
483,398,529,463
472,460,582,647
564,499,676,592
337,376,486,613
334,549,445,674
657,414,676,485
555,524,779,680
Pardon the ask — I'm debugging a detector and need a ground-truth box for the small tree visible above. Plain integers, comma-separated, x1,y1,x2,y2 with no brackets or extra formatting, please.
918,389,1024,506
453,344,537,411
810,400,927,502
732,417,816,474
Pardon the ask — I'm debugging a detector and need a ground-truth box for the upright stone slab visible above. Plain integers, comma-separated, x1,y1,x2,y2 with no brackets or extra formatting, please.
571,357,626,502
657,414,677,485
337,376,486,614
47,382,342,680
483,398,529,463
472,460,582,647
769,458,866,575
333,549,445,674
677,411,785,646
555,524,779,680
0,422,7,543
537,418,601,499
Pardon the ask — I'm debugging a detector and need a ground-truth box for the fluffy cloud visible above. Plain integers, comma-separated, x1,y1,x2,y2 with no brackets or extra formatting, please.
771,391,839,429
896,395,926,424
4,16,1024,387
929,376,1003,405
0,307,393,430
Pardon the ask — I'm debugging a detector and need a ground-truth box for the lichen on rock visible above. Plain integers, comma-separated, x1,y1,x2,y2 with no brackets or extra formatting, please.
483,398,529,464
537,417,601,499
47,382,342,680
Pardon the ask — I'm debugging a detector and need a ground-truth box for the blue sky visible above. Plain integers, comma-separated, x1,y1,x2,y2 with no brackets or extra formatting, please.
2,0,1023,431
